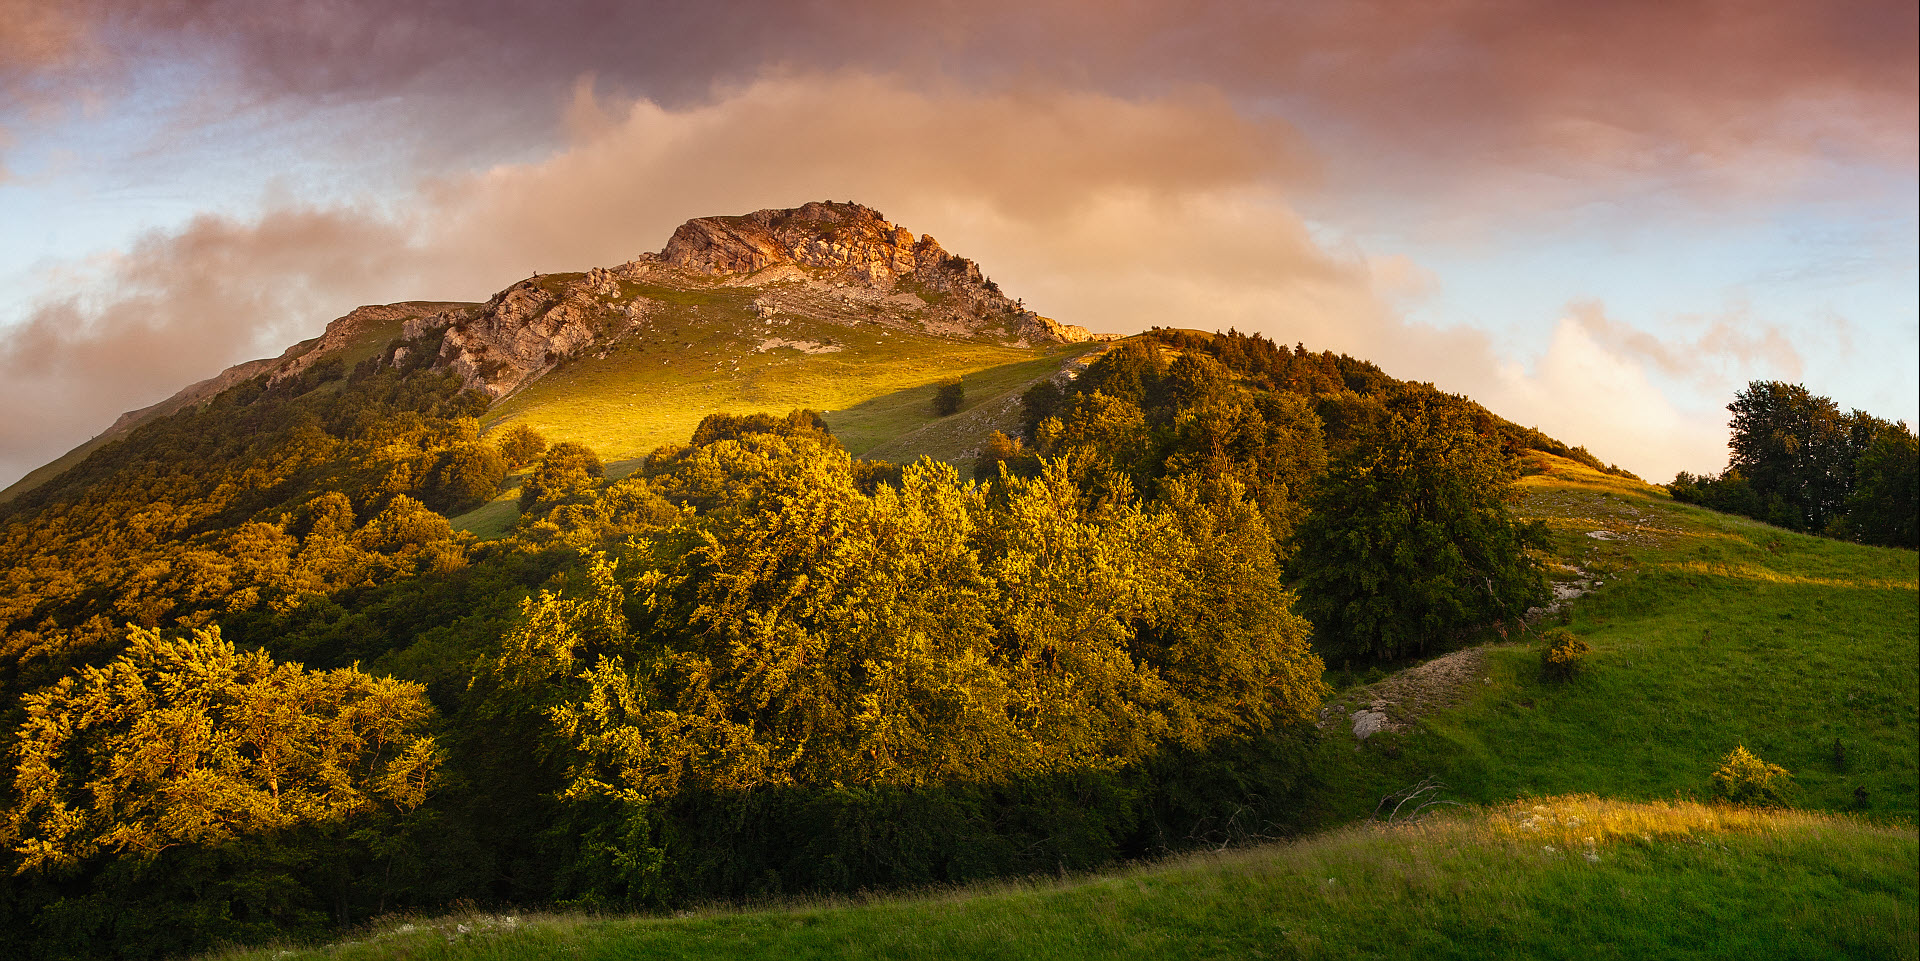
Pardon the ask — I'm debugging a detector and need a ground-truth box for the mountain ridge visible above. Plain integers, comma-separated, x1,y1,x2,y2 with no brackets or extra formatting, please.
2,202,1104,503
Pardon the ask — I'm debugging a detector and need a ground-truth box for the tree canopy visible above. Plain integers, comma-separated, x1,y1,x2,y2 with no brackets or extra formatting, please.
1672,380,1917,548
7,626,438,872
1288,391,1549,663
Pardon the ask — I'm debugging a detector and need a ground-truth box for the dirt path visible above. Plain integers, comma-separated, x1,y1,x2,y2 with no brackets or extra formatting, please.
1318,647,1496,741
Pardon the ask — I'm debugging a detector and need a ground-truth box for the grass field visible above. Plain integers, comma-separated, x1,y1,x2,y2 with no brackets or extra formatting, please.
219,798,1914,961
450,299,1098,537
1296,453,1917,830
212,450,1919,959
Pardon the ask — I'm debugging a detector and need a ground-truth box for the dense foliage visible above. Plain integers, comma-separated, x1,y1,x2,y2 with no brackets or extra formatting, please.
7,626,437,872
0,325,1607,957
1288,392,1549,664
1670,381,1917,548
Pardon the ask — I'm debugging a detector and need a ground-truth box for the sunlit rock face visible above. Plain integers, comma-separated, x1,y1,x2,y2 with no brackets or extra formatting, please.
656,201,1094,345
388,201,1101,398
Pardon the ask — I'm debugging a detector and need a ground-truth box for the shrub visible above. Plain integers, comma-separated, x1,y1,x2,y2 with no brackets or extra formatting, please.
1711,746,1796,807
932,377,965,416
520,442,604,511
427,443,509,514
1538,627,1589,680
496,422,548,468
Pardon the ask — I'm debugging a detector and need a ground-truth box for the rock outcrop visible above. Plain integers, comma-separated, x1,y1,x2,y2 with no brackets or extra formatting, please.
654,202,1095,345
267,302,467,387
404,277,644,400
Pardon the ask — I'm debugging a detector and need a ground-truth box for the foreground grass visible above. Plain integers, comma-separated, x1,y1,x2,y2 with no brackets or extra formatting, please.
222,798,1915,961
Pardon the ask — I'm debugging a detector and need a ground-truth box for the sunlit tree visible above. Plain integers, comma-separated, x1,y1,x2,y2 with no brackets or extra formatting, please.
7,626,439,871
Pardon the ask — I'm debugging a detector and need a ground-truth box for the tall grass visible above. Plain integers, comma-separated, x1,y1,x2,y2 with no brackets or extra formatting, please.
216,798,1915,961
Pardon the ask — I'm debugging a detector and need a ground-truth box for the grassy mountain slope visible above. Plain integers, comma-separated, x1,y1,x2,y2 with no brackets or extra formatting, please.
213,450,1920,961
479,283,1091,470
444,298,1099,537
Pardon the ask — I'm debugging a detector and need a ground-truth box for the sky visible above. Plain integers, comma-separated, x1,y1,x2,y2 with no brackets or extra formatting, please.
0,0,1914,487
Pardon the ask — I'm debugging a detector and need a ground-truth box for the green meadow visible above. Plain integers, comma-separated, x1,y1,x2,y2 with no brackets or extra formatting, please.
216,799,1914,961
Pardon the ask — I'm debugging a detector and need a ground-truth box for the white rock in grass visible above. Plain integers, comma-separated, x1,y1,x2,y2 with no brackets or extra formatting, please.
1350,709,1391,739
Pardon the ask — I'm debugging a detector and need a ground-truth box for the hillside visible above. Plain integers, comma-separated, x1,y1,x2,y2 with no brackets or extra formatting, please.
218,459,1919,960
1,202,1102,508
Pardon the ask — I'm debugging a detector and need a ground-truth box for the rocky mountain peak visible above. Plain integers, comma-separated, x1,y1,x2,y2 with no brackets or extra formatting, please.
658,201,965,287
101,203,1104,431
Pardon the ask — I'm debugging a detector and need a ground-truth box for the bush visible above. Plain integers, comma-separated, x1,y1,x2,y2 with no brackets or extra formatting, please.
1538,627,1589,680
1711,746,1796,807
427,443,509,514
932,377,964,416
496,422,548,468
520,442,604,511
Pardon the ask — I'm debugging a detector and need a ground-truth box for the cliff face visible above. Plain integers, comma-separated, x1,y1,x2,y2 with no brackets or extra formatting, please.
660,202,959,285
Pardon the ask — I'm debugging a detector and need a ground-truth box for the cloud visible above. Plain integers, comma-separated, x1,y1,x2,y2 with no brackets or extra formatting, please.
0,208,412,482
1481,317,1731,482
0,71,1839,486
1565,300,1805,387
10,0,1912,207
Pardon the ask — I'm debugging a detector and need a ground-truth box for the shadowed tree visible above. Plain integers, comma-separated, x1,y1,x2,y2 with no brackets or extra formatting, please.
932,377,965,416
1290,392,1548,664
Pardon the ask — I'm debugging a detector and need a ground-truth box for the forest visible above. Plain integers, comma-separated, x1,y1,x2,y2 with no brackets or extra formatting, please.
4,326,1899,959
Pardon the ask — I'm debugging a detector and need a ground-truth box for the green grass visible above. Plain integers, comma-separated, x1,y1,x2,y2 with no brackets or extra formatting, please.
1453,455,1915,816
452,293,1097,535
1296,453,1917,826
217,799,1916,961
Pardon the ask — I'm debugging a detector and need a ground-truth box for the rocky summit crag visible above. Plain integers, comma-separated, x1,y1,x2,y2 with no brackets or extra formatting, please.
154,202,1095,417
408,201,1093,399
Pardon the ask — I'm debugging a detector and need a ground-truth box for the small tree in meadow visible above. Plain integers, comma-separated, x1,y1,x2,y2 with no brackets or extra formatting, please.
497,422,549,469
1711,746,1795,807
932,377,964,416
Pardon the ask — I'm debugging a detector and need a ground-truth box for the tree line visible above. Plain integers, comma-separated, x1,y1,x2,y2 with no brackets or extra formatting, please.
1670,381,1917,548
